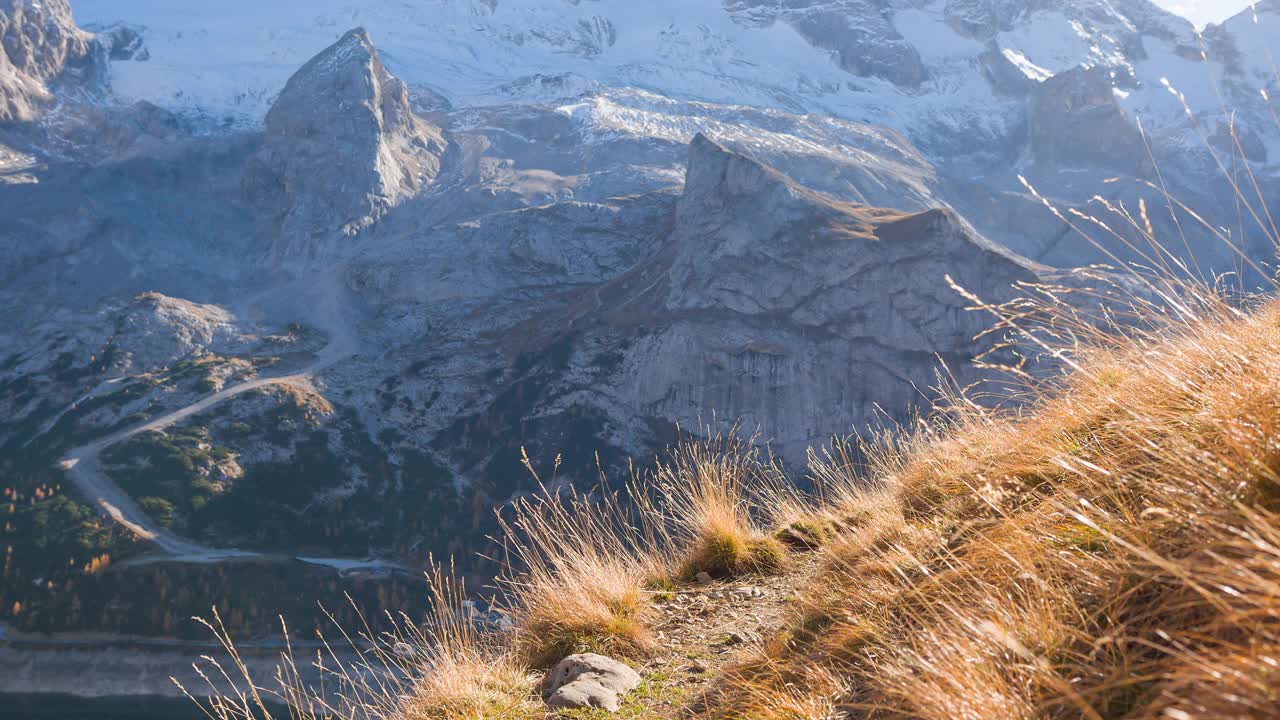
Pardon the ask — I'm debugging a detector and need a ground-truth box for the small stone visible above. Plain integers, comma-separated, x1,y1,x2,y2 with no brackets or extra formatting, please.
695,571,713,585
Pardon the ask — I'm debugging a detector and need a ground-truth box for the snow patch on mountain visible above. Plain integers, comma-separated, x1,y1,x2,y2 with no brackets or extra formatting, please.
68,0,862,125
1001,48,1053,82
996,12,1101,76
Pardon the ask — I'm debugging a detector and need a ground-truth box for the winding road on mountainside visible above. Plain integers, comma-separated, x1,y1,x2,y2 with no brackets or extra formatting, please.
53,273,407,575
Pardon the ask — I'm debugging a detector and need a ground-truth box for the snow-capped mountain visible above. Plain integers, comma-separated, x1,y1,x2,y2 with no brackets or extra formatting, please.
65,0,1274,155
55,0,1279,269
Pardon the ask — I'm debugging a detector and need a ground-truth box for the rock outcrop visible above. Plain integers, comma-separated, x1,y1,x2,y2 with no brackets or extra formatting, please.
0,0,99,122
1030,66,1146,173
92,23,148,62
243,28,447,257
110,293,253,373
726,0,929,87
604,135,1038,459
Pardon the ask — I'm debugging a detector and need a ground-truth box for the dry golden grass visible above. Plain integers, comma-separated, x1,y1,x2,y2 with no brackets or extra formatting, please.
703,288,1280,719
496,436,804,668
179,562,540,720
652,433,797,581
495,458,666,668
396,565,540,719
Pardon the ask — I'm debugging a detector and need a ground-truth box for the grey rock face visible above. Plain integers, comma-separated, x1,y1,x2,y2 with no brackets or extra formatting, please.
243,28,447,257
544,653,641,712
793,9,927,87
978,47,1037,96
942,0,1028,38
0,0,98,122
1030,67,1146,173
610,135,1038,459
91,23,149,62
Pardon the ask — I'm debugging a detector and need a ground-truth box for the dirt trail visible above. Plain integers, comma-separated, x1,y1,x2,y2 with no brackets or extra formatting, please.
54,271,404,574
615,554,821,717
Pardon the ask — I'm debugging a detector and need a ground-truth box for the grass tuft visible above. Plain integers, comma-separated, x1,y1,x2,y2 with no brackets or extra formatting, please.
496,461,666,668
654,433,797,582
679,523,788,580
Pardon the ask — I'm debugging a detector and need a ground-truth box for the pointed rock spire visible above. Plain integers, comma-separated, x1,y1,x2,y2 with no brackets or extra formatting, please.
244,27,447,257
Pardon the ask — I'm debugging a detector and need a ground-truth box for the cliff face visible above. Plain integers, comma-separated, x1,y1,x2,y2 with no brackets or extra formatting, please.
243,28,447,258
609,136,1037,459
0,0,99,122
344,133,1040,492
1030,66,1147,173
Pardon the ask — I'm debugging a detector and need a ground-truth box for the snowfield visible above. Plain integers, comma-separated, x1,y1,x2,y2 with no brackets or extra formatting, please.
69,0,1275,150
70,0,860,123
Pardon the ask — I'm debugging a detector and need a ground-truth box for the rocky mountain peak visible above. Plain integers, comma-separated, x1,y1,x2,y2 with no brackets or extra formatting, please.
682,133,804,209
243,27,447,257
668,133,1035,322
0,0,100,122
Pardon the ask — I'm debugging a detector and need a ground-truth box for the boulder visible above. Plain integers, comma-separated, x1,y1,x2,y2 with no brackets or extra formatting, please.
544,653,642,712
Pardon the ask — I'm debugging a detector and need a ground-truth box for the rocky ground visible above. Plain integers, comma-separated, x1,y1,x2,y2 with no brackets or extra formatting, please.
631,556,823,718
